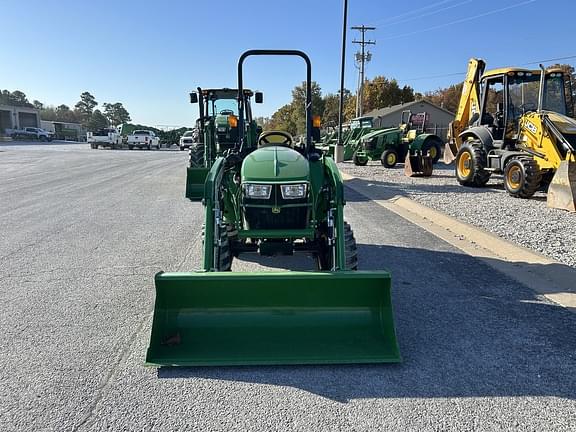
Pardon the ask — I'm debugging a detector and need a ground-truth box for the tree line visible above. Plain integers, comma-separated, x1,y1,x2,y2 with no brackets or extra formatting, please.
265,76,417,135
0,90,131,131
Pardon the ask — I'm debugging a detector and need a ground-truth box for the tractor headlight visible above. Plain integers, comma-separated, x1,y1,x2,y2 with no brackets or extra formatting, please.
243,183,272,199
280,183,307,199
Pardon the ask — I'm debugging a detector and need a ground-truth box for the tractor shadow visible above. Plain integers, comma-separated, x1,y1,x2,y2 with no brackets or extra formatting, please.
158,244,576,402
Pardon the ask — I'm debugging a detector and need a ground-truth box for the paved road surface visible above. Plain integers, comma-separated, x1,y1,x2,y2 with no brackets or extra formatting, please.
1,142,575,431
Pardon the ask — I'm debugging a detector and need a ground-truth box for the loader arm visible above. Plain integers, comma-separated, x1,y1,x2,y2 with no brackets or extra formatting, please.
445,58,486,161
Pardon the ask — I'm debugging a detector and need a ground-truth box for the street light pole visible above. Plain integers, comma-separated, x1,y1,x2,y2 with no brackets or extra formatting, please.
335,0,348,163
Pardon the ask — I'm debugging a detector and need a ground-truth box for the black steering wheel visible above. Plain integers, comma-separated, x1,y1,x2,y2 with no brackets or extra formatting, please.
258,131,293,147
219,109,235,115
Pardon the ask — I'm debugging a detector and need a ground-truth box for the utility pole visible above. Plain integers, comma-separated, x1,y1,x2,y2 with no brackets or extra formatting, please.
352,25,375,117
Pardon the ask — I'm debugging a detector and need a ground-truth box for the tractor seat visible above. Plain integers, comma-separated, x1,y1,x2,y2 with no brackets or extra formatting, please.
406,130,417,141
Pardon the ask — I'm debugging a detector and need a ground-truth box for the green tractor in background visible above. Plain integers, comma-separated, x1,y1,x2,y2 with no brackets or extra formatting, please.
146,50,400,367
185,87,262,200
352,110,443,167
187,87,262,168
318,116,373,160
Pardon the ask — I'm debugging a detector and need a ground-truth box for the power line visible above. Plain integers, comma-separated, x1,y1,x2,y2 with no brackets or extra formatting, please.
380,0,538,41
397,55,576,84
379,0,473,28
372,0,458,25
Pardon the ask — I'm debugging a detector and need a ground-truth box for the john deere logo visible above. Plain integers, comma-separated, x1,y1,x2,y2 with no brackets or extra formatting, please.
272,206,281,214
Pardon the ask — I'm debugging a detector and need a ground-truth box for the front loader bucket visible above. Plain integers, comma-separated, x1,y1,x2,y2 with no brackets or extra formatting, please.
146,271,400,366
405,153,433,177
185,167,209,201
443,142,458,164
547,160,576,212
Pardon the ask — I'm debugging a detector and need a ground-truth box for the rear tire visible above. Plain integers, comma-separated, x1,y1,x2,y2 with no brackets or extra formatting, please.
189,143,205,168
128,145,134,150
504,156,541,198
421,138,442,164
381,149,398,168
353,152,368,166
455,141,491,187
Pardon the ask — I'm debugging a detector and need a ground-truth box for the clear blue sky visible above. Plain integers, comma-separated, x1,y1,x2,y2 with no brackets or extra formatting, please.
1,0,574,127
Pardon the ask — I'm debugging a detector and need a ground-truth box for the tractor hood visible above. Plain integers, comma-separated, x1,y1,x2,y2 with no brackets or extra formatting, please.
241,146,309,182
360,127,399,142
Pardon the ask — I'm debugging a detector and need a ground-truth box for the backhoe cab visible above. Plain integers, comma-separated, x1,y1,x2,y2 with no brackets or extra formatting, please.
448,58,576,211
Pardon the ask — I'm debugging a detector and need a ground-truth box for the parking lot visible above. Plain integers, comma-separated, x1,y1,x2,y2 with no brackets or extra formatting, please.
0,142,575,431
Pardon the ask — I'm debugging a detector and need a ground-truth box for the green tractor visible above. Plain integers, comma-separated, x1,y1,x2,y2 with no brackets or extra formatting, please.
185,87,262,201
352,110,443,167
146,50,400,367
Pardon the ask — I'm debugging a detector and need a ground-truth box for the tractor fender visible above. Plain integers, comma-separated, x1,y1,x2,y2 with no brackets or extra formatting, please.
409,133,442,151
458,126,494,150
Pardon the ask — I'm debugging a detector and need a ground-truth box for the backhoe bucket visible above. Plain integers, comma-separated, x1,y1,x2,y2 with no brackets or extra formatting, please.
405,153,433,177
547,160,576,212
146,271,400,366
185,167,209,201
443,142,458,164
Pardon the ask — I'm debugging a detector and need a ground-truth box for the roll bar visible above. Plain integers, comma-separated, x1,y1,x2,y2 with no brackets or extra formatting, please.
237,50,313,155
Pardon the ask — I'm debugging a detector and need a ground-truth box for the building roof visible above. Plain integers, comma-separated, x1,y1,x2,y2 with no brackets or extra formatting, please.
364,99,455,119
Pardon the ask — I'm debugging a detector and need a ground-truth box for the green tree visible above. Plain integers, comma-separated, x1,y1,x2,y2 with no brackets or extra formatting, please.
0,90,33,107
290,81,325,134
268,104,298,135
363,76,415,114
33,100,44,110
86,109,109,132
322,89,351,126
55,104,79,123
103,102,131,126
74,92,98,125
424,82,463,114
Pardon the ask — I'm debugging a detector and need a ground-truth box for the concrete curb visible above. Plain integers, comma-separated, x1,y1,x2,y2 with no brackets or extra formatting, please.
341,172,576,312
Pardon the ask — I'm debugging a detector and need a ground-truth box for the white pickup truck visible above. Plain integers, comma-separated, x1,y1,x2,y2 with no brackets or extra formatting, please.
8,127,53,141
87,128,123,149
126,130,160,150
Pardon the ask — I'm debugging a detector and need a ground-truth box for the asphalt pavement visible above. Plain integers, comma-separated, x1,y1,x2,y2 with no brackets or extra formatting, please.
1,142,575,431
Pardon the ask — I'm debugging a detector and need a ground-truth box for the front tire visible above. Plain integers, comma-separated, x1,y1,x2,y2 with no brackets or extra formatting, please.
455,141,491,187
353,152,368,166
189,143,205,168
128,145,134,150
381,149,398,168
315,221,358,270
504,156,541,198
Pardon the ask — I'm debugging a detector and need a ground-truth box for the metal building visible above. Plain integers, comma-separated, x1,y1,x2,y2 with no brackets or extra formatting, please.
364,99,455,141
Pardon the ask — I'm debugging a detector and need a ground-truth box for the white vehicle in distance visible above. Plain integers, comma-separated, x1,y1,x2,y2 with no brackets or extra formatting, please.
9,127,53,141
87,128,123,149
179,129,198,151
126,130,160,150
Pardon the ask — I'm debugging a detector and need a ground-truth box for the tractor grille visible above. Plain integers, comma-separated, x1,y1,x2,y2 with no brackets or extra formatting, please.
244,206,308,230
364,138,377,151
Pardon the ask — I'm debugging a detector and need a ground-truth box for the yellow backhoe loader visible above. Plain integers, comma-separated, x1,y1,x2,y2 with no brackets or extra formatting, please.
444,58,576,211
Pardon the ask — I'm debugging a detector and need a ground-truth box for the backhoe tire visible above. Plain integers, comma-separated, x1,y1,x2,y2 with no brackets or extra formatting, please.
315,221,358,271
353,152,368,166
455,141,491,187
189,143,205,168
381,149,399,168
421,138,442,164
504,156,542,198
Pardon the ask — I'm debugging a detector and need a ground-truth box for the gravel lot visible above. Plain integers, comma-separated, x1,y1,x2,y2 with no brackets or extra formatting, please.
1,142,575,431
339,160,576,268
